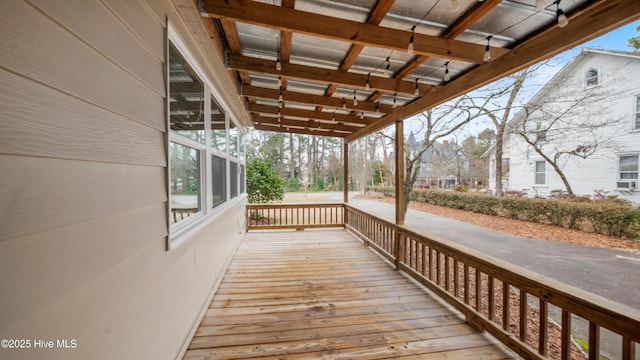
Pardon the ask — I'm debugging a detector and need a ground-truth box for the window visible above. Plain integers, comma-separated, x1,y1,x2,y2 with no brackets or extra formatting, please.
212,154,226,208
618,155,638,190
230,160,238,199
169,43,205,224
167,30,247,247
534,161,546,185
634,95,640,130
584,68,598,87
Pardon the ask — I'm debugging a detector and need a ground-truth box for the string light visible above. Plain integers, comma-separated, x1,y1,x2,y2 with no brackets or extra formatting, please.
276,51,282,71
385,56,391,76
360,112,364,120
376,102,380,114
353,90,358,106
555,1,568,28
342,97,347,109
483,36,493,62
278,76,282,87
332,111,336,122
408,26,416,54
393,93,397,109
414,78,420,96
365,73,371,90
444,62,451,82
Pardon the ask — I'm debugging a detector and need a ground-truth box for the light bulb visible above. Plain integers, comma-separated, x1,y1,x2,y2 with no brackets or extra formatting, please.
393,94,397,109
353,92,358,106
278,101,283,109
408,26,415,54
279,91,283,102
342,98,346,109
414,79,420,96
376,103,380,114
483,36,492,62
278,76,282,86
365,74,371,90
557,9,568,27
276,57,282,71
360,112,364,120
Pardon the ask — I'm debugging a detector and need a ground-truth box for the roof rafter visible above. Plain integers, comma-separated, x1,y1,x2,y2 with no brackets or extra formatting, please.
255,122,349,137
253,115,360,133
242,85,394,114
247,103,374,126
228,54,433,95
201,0,510,64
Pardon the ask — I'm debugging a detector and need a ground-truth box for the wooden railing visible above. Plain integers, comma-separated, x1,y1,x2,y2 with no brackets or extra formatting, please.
246,203,344,230
345,204,640,360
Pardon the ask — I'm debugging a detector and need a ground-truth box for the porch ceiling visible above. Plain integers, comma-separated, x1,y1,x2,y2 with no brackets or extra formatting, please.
199,0,640,141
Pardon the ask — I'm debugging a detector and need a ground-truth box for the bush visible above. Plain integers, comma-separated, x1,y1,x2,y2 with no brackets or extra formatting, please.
247,158,284,204
364,186,640,239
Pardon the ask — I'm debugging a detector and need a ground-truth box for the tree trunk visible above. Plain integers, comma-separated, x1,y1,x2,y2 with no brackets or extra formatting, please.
289,132,295,178
495,123,505,197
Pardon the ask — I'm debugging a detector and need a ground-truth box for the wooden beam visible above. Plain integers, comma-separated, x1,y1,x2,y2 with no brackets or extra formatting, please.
247,103,373,126
346,0,640,142
255,123,347,137
253,115,360,133
443,0,503,39
242,85,394,114
219,19,251,84
202,0,509,64
228,54,433,95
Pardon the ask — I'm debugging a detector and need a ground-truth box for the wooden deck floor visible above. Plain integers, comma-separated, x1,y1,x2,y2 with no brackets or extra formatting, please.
184,229,515,359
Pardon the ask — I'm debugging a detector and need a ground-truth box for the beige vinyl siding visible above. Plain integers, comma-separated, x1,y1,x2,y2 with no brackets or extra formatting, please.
0,1,246,360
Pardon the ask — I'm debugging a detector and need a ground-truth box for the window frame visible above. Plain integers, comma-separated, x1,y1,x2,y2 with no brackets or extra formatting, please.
167,23,247,250
533,160,547,186
617,154,639,189
584,67,599,88
633,94,640,131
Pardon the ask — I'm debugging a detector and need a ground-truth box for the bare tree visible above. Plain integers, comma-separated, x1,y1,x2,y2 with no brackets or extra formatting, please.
463,64,544,196
398,96,481,220
513,86,625,195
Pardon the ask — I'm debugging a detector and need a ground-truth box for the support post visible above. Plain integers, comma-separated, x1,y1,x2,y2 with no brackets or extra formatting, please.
395,120,405,225
343,139,349,226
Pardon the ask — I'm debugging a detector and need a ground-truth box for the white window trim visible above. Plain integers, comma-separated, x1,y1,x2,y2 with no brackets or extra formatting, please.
584,66,600,89
633,94,640,131
533,160,547,187
616,154,639,191
167,21,247,250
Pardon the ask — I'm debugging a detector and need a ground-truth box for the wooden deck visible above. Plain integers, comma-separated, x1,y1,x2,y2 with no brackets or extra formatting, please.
184,229,515,359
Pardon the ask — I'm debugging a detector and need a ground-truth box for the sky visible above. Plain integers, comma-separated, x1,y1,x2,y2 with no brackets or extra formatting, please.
403,20,640,142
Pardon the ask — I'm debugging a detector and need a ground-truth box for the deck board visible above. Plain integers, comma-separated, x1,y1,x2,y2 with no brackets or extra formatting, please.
184,229,515,359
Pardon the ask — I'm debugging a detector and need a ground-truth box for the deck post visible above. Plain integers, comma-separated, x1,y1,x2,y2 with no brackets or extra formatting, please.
395,120,405,225
343,139,349,226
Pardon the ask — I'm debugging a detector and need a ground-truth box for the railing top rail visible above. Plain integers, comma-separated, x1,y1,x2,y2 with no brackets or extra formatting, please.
344,203,640,342
247,202,344,209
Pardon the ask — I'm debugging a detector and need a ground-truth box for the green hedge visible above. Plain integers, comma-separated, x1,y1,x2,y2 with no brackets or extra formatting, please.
365,186,640,239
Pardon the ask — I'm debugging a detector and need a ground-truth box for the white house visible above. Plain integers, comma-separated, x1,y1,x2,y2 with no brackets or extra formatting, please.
488,48,640,204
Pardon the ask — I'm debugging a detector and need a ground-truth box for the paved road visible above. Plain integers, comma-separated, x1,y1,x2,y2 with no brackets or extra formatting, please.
342,195,640,310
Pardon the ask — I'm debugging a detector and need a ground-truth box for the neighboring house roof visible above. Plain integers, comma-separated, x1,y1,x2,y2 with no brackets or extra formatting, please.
508,48,640,129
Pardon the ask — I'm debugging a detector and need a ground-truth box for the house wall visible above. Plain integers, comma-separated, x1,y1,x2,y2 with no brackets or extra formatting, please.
506,52,640,203
0,1,246,359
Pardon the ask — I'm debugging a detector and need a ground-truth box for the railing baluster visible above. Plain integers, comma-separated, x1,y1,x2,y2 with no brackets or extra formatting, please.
488,276,495,321
436,251,442,286
520,290,528,342
622,337,635,360
428,247,434,280
464,264,470,305
588,321,600,360
539,299,548,356
445,254,450,292
454,259,459,298
503,283,510,331
561,309,571,360
475,269,482,311
422,243,427,277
